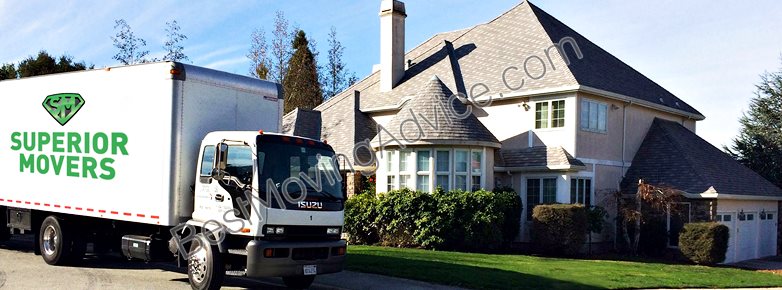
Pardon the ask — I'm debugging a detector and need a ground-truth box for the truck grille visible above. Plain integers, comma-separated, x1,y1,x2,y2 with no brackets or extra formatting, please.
291,247,329,260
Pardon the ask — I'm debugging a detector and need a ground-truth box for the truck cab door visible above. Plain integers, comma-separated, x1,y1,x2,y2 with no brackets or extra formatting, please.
196,143,257,229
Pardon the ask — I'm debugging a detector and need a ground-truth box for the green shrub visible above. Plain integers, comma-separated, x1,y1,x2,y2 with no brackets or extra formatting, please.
344,193,380,244
343,187,522,251
375,189,435,247
678,222,729,265
531,204,587,256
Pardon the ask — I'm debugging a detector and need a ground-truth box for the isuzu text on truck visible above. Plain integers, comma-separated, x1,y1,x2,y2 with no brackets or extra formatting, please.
0,62,346,290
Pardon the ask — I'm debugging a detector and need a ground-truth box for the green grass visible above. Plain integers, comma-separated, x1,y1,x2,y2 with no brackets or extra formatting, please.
346,245,782,290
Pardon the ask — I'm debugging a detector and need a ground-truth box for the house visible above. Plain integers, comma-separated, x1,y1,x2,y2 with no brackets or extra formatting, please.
300,0,781,261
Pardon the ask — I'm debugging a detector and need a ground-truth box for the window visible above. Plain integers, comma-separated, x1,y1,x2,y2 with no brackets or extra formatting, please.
436,175,450,191
570,178,591,206
581,99,607,133
667,203,691,247
526,177,557,220
199,146,215,177
386,151,395,172
552,100,565,127
417,151,431,171
471,151,482,191
723,214,732,222
535,100,565,129
226,145,253,183
761,213,767,220
435,150,450,191
387,175,396,192
455,150,468,191
399,151,412,172
417,175,430,192
769,213,775,220
400,175,412,189
535,102,549,129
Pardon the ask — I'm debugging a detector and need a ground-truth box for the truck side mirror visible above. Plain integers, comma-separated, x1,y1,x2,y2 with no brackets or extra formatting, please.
212,142,229,179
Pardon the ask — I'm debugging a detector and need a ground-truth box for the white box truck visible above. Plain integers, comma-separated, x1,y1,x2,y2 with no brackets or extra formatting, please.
0,62,346,290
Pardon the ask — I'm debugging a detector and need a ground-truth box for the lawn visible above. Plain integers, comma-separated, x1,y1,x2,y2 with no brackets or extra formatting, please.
346,245,782,290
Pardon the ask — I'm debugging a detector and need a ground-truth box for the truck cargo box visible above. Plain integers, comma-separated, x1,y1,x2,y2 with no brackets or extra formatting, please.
0,62,282,226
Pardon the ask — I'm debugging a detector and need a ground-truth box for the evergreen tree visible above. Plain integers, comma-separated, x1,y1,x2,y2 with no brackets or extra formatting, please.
0,63,18,80
17,51,91,78
726,60,782,187
282,30,323,114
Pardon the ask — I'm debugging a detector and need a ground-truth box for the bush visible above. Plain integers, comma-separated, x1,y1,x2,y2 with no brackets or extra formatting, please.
679,222,729,265
344,192,379,244
531,204,587,256
343,187,522,251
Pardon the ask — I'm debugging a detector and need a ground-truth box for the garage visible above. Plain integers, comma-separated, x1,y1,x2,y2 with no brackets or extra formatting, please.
717,200,778,263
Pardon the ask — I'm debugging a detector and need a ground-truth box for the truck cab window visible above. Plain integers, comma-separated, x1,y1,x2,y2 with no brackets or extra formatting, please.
200,146,215,177
226,145,253,184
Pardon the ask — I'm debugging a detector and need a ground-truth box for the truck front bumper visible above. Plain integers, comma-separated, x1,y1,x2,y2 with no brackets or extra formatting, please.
245,239,346,278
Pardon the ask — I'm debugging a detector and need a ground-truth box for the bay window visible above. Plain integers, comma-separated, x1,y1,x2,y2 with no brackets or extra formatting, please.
455,150,469,191
435,150,450,191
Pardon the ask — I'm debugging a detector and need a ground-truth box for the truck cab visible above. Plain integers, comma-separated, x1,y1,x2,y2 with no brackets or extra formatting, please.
184,131,346,289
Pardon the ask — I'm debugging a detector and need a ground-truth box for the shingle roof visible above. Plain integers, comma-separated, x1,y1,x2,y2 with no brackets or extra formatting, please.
495,146,585,171
281,108,322,140
621,118,782,197
370,76,500,148
318,1,702,118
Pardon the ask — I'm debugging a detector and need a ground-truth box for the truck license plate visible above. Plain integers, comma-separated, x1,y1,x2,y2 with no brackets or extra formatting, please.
303,265,317,275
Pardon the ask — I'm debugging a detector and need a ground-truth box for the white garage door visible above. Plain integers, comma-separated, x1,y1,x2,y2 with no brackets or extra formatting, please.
759,212,777,258
716,213,735,262
736,212,759,262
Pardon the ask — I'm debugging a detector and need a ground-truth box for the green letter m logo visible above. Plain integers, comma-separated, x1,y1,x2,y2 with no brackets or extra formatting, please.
42,93,85,126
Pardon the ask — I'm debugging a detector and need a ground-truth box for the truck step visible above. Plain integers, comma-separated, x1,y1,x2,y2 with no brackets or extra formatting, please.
225,270,247,277
227,249,248,256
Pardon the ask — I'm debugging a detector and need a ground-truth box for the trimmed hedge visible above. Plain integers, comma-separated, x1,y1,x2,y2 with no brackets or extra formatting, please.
679,222,729,265
531,204,587,256
344,188,522,251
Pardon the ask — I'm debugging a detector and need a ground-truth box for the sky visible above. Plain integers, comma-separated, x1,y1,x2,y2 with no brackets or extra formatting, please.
1,0,781,149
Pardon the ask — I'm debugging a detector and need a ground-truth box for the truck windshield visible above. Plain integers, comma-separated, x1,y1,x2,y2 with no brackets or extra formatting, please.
257,136,343,203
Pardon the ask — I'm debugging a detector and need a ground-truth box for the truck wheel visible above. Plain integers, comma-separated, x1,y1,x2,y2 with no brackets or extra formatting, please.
39,216,73,265
0,207,8,242
282,276,315,289
187,234,225,290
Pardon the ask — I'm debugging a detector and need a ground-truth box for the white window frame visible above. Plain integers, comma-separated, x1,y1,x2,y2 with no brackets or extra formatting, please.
525,177,558,221
416,149,432,192
398,150,413,190
535,99,566,130
580,99,608,133
434,149,451,192
470,149,484,191
454,149,469,191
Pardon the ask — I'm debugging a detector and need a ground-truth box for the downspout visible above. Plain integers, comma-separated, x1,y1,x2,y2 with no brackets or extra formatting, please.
616,100,631,250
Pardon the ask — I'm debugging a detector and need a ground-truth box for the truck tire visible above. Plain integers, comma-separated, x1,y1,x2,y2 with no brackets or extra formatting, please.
39,216,73,265
187,234,225,290
282,276,315,289
0,207,8,242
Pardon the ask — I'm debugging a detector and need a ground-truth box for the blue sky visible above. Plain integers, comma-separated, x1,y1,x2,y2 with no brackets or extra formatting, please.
1,1,781,149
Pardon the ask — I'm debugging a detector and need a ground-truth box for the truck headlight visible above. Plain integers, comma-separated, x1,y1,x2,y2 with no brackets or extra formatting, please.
326,227,341,235
265,226,285,235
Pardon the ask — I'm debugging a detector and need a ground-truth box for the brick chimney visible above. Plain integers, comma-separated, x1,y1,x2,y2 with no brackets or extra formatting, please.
379,0,406,92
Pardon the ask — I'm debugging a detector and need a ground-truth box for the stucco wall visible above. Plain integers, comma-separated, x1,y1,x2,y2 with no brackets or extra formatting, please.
477,93,577,153
575,92,697,163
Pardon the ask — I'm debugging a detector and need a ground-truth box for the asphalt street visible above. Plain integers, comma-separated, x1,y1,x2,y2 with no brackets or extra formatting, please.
0,234,338,290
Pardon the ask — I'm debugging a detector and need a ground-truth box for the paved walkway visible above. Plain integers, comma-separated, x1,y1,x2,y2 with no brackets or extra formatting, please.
730,257,782,271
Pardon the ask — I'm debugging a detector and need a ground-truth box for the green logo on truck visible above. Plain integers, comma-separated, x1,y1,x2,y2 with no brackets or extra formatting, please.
43,93,84,126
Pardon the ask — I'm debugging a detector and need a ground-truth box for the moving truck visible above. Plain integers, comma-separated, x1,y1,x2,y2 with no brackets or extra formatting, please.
0,62,346,290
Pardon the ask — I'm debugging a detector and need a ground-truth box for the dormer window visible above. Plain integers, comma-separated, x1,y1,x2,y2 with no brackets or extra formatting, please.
535,100,565,129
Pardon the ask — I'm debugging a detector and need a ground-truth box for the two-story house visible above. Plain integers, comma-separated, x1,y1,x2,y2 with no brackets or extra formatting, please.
297,0,782,262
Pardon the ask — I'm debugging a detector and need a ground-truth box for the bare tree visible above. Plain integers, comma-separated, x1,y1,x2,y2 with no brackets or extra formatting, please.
323,26,348,100
247,28,270,79
269,11,293,83
618,179,681,255
163,20,189,62
112,19,149,65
